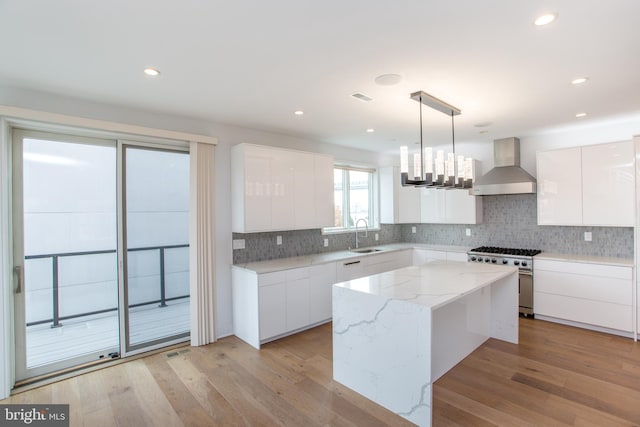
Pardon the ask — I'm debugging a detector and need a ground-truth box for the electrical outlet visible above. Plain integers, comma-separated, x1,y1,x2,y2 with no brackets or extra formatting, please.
323,238,329,247
375,233,379,241
466,228,471,237
276,235,282,245
584,231,592,242
412,226,417,234
232,239,245,250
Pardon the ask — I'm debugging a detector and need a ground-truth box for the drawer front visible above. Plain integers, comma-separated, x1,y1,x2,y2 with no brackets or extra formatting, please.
535,270,631,306
535,259,631,280
258,270,288,286
535,292,633,332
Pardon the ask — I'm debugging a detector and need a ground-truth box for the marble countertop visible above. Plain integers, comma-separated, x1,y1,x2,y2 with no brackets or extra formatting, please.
232,243,635,274
535,252,633,267
333,260,518,311
232,243,471,274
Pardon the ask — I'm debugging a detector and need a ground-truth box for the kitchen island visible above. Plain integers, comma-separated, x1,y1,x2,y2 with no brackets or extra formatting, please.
332,261,519,427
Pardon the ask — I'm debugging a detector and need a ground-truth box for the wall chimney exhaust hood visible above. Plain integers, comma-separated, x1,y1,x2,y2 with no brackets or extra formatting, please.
471,137,536,196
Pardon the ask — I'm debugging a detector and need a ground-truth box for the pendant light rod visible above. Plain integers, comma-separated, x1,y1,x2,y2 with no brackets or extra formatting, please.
451,111,455,155
419,93,424,178
410,91,461,116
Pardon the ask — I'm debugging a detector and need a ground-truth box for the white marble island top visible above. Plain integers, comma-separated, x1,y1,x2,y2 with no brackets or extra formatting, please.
334,261,518,311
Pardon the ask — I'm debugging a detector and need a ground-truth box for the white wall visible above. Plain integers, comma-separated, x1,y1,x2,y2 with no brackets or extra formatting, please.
0,86,395,343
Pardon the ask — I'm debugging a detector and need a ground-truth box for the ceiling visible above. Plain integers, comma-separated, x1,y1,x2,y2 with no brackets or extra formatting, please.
1,1,639,154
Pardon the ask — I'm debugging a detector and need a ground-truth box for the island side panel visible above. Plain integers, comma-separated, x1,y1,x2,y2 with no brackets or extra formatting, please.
332,284,433,427
490,272,519,344
431,284,492,382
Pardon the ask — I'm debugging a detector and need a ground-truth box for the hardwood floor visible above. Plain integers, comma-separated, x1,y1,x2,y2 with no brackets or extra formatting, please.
4,317,640,426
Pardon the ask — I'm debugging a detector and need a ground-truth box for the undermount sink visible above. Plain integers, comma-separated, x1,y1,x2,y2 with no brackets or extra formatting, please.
351,248,383,254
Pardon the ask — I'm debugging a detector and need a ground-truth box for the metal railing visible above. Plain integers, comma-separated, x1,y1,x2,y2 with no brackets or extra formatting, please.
24,244,189,328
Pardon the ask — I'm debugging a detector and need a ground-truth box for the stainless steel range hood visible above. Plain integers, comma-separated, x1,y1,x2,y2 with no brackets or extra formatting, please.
471,137,536,195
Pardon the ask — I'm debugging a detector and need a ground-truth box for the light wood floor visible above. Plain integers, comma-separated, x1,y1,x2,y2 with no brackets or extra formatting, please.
5,317,640,426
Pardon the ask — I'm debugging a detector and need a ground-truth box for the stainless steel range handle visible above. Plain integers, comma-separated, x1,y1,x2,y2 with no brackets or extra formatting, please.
519,270,533,276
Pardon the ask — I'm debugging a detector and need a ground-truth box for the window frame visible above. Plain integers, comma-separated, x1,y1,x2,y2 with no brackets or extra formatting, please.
323,165,379,234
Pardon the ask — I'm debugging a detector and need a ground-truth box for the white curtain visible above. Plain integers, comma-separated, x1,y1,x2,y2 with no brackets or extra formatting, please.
189,141,216,346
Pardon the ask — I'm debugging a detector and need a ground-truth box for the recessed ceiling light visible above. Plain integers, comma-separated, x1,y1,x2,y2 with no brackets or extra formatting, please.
374,74,402,86
143,67,160,77
576,112,587,118
366,128,375,133
571,77,589,85
294,110,304,116
534,13,557,26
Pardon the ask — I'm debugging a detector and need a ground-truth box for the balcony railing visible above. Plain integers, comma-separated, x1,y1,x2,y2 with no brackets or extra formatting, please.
24,244,189,328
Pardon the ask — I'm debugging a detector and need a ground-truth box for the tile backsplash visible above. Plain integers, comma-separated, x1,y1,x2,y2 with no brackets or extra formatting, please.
232,224,402,264
233,194,634,264
402,194,633,258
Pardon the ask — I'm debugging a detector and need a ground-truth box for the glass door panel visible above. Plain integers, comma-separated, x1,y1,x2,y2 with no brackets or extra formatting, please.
123,146,190,352
13,130,119,380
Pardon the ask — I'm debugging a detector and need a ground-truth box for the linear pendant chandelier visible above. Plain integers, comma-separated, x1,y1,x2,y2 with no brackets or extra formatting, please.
400,91,473,189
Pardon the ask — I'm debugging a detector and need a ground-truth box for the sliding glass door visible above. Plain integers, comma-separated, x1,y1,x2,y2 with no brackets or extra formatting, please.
122,145,190,353
12,130,119,380
12,130,191,381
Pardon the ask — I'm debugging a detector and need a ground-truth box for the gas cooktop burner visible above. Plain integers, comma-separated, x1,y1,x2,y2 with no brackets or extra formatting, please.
469,246,542,257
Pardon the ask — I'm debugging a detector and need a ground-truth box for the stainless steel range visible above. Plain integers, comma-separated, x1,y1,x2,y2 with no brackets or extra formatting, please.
467,246,541,316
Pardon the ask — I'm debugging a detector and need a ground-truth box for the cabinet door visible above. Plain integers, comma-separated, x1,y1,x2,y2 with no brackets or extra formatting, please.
270,151,295,230
258,283,287,340
314,154,335,228
336,258,365,282
446,252,468,262
293,152,317,230
582,141,634,226
537,147,582,225
244,146,272,232
445,190,481,224
286,278,310,331
309,263,336,324
420,188,445,223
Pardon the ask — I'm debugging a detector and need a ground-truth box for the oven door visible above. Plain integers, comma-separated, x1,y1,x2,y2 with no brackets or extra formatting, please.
519,270,533,316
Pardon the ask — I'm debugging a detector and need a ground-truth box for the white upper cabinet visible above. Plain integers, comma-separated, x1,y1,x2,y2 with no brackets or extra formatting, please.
537,147,583,225
444,189,483,224
232,144,334,233
581,141,634,226
420,188,482,224
379,166,421,224
420,188,445,223
537,141,634,226
313,154,335,228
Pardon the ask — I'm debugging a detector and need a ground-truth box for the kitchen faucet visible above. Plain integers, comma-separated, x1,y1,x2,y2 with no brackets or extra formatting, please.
355,218,368,249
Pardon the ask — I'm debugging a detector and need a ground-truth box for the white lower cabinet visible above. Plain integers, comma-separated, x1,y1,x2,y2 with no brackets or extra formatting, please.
363,250,412,276
233,263,336,349
534,259,633,333
234,248,466,349
336,257,366,282
308,263,336,325
258,282,287,340
413,248,466,265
